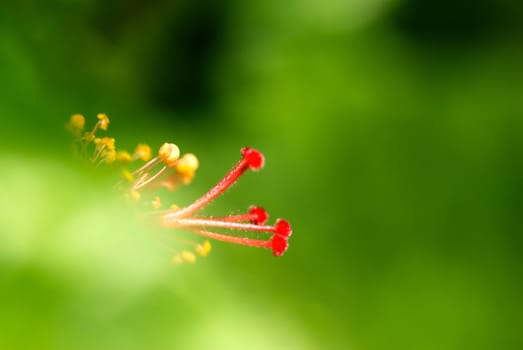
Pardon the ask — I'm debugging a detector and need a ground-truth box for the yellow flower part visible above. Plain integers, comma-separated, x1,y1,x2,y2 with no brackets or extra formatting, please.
171,251,197,265
121,169,134,182
158,142,180,167
97,113,110,130
92,137,116,164
152,196,162,209
94,137,115,150
116,150,132,162
176,153,199,183
129,190,141,201
180,251,196,264
195,240,212,257
68,114,85,133
134,144,152,161
105,150,116,163
83,131,95,142
68,115,294,262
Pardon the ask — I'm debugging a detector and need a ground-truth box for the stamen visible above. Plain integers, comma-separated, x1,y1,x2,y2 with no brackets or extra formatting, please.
241,147,264,170
160,234,212,258
158,143,180,167
248,206,269,225
67,115,293,260
274,219,292,238
132,166,167,190
271,234,289,256
171,250,196,264
159,175,179,191
189,229,272,249
134,144,152,162
68,114,85,136
152,196,162,209
129,190,141,201
116,150,133,162
166,217,280,235
132,157,162,175
163,213,292,256
165,147,265,219
203,206,268,225
195,240,212,257
97,113,110,130
121,169,134,182
176,153,199,184
187,228,288,257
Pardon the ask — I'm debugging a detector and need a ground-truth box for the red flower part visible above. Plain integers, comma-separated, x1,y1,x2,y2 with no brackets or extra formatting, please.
160,147,292,257
209,206,268,225
165,217,285,234
241,147,264,170
189,229,271,249
274,219,292,238
249,206,269,225
271,235,289,256
165,147,265,219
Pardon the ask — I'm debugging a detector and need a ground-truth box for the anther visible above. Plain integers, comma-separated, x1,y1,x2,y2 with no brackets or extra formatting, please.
158,143,180,167
134,144,152,162
97,113,110,130
152,196,162,209
116,151,132,162
165,147,266,218
68,114,85,134
176,153,199,183
180,251,196,264
195,240,212,257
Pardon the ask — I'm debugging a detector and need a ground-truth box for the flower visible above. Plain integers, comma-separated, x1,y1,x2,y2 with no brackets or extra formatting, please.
134,144,152,162
158,143,180,166
155,147,292,257
97,113,110,131
67,114,85,135
68,114,293,263
175,153,199,184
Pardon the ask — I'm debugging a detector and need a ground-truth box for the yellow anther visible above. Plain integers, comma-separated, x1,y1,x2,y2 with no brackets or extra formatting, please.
104,149,116,163
84,131,95,142
176,153,199,183
158,143,180,167
121,169,134,182
97,113,110,131
152,196,162,209
171,254,183,265
181,250,196,264
176,153,199,174
68,114,85,133
134,144,152,161
93,138,116,164
129,190,141,201
170,204,180,210
97,137,115,150
94,137,114,147
116,150,132,162
195,240,212,257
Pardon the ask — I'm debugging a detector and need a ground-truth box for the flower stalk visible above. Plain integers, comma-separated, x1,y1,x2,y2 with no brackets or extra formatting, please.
68,114,293,263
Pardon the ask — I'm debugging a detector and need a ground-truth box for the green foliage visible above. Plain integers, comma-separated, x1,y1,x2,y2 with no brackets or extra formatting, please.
1,1,522,349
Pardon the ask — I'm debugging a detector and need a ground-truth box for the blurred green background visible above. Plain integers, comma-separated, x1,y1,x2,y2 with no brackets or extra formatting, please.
1,1,522,349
